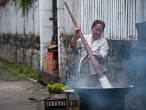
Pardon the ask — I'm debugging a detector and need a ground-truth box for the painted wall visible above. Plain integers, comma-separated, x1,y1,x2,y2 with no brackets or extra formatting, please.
0,0,41,70
0,0,54,71
0,34,40,70
0,0,40,35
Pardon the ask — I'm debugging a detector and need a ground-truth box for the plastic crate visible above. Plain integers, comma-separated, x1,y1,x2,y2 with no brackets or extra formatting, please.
44,98,67,110
48,93,80,110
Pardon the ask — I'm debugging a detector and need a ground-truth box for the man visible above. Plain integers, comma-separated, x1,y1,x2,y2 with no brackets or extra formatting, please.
70,20,110,87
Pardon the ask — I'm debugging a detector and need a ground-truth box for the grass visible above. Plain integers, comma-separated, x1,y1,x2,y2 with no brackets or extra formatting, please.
0,60,41,81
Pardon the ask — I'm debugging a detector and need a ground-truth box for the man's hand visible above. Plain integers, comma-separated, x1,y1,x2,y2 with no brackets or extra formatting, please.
74,27,80,39
93,52,102,60
70,27,81,49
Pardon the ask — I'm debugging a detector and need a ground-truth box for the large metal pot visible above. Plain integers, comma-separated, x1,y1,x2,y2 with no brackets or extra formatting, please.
73,85,133,110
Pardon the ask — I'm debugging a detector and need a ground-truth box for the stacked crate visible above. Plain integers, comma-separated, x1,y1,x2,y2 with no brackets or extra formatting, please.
44,98,67,110
44,93,80,110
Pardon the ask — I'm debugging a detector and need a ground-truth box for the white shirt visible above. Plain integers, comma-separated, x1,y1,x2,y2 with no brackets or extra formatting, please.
76,34,109,74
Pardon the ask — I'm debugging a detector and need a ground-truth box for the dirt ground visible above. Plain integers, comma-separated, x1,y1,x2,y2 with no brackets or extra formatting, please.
0,68,49,110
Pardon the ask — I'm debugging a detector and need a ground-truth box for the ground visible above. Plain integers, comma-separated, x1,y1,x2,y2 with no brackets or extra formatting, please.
0,63,49,110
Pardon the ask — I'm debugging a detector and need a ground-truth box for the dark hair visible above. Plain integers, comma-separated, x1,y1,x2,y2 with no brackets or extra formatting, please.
91,20,105,29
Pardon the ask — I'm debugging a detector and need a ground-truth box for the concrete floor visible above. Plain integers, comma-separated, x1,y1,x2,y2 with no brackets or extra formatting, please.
0,67,49,110
0,80,49,110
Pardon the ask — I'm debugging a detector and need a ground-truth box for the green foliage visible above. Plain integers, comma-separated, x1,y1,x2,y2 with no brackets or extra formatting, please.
0,0,34,15
14,0,34,15
32,35,40,43
0,60,40,81
47,83,69,92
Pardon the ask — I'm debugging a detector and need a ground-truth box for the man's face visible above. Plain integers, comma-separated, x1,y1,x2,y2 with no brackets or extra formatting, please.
91,24,104,40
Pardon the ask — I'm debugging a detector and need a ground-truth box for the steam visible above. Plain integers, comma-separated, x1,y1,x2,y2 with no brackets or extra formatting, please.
64,21,146,109
122,21,146,110
123,21,146,84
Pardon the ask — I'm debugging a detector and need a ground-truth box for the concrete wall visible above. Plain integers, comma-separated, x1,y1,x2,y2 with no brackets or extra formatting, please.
0,0,54,71
0,34,40,70
0,0,40,70
0,0,39,35
39,0,53,70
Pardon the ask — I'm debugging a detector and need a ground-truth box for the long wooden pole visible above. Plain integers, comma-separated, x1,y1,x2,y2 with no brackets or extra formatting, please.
64,1,112,88
64,1,104,77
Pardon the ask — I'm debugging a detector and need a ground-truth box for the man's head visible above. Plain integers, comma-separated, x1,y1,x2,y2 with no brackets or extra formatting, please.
91,20,105,39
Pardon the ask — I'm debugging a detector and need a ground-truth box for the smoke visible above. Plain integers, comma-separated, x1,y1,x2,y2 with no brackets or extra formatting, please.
122,45,146,109
122,21,146,110
64,21,146,109
122,21,146,85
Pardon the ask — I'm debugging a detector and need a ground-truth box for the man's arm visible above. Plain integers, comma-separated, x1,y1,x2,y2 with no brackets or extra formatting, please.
70,27,80,49
93,40,109,60
93,52,102,60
